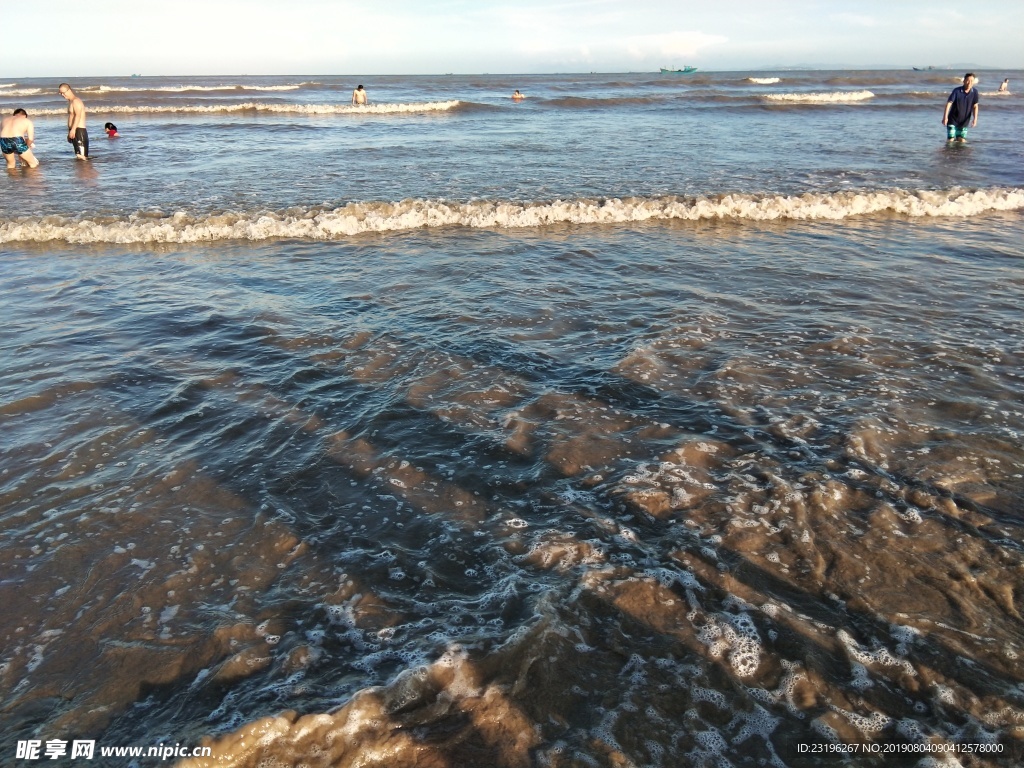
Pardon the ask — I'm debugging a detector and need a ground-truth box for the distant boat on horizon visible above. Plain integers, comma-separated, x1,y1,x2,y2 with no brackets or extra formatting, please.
912,66,936,71
660,66,698,74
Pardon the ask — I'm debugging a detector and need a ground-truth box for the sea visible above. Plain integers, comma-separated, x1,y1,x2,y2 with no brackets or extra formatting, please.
1,70,1023,767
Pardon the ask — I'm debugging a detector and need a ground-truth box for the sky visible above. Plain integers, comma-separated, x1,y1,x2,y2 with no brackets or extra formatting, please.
2,0,1022,76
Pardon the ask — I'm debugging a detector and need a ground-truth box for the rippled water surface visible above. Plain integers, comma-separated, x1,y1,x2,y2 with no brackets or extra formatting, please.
2,70,1023,767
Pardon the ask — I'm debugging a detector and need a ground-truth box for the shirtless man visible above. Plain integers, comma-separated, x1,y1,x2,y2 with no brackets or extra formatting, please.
351,84,367,105
58,82,88,158
0,109,39,169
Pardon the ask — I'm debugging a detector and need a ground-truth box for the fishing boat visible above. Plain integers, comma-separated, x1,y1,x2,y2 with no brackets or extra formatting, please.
660,66,698,74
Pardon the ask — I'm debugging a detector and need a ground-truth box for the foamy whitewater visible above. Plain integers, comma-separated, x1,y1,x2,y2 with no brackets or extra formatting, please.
2,188,1023,244
24,100,461,116
2,70,1023,768
763,89,875,103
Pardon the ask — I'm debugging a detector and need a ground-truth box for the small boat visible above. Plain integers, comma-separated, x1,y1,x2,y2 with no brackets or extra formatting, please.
660,66,698,74
912,66,935,71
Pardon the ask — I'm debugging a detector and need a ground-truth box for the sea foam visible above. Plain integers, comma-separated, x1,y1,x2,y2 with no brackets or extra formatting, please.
763,90,874,103
79,83,313,93
20,100,462,116
2,187,1021,244
747,77,781,84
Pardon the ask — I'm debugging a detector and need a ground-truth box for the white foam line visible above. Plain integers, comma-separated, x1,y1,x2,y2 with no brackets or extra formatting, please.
15,100,462,116
2,188,1021,244
763,90,874,103
80,83,312,93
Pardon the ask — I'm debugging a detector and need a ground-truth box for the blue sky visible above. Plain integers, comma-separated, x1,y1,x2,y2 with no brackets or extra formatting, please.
2,0,1021,76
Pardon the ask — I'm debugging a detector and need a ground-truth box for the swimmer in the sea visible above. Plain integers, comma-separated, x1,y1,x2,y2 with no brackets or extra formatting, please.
1,109,39,169
352,85,367,105
512,90,525,100
998,78,1009,93
104,122,118,137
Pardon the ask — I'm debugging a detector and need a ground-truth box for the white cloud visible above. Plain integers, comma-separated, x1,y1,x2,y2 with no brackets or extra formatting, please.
513,29,726,68
830,13,878,27
915,8,967,30
623,31,728,61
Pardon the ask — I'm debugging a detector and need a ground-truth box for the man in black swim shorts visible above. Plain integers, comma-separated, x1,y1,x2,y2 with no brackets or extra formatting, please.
59,83,89,158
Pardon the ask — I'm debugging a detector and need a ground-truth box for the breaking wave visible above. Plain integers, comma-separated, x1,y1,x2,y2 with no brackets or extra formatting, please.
763,90,875,103
545,95,668,108
746,77,781,84
3,187,1021,244
22,100,462,116
79,83,315,93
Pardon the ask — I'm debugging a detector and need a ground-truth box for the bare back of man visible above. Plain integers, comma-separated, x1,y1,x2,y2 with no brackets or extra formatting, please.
0,110,39,169
352,85,367,105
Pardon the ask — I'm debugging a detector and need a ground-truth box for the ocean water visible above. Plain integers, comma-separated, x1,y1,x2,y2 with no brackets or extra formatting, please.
1,71,1023,767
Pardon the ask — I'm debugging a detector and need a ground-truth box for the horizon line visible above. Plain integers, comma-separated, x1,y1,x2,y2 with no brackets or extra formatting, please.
3,65,1020,79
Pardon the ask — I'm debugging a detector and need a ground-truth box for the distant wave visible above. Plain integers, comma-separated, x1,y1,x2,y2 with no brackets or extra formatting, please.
0,88,45,97
0,83,15,89
454,101,503,113
906,89,1012,102
746,77,780,84
23,100,462,116
542,91,903,110
79,83,315,93
763,90,874,103
3,188,1021,245
825,76,908,87
544,95,667,108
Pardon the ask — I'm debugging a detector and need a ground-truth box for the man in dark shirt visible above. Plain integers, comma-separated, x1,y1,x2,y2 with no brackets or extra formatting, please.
942,73,979,142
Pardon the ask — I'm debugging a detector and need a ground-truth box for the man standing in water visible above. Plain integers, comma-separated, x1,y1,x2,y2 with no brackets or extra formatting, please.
352,84,367,105
941,73,979,142
59,83,88,158
1,109,40,169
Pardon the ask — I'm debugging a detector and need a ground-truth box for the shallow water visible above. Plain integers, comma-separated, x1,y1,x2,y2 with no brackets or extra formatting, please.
1,71,1023,767
2,71,1023,222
